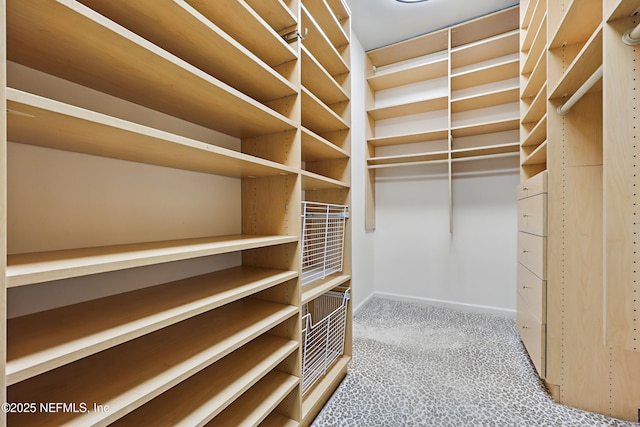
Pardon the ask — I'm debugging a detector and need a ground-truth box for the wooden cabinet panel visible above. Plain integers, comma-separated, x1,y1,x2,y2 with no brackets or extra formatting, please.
517,232,547,279
517,171,547,200
517,263,546,323
517,193,547,236
517,292,546,378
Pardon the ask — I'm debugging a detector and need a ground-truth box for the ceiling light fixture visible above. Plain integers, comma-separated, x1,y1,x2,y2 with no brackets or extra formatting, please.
396,0,429,3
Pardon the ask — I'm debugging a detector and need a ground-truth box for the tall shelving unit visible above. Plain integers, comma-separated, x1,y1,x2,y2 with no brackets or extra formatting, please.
364,6,520,231
517,0,640,421
0,0,351,425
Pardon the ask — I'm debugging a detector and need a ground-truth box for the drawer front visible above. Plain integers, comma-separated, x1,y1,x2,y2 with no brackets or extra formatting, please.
517,263,546,323
517,292,546,378
518,232,547,279
517,171,547,200
517,194,547,236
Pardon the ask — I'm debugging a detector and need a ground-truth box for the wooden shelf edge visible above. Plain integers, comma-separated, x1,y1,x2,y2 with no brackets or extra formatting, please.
302,274,351,304
301,355,351,425
368,96,448,121
301,127,349,162
7,234,298,288
549,0,602,49
451,117,520,138
368,129,449,147
607,0,640,22
368,151,449,167
301,170,349,190
7,266,298,385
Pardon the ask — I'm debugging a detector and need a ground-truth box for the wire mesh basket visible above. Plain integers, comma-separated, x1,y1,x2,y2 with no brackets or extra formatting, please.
301,202,349,285
301,288,350,395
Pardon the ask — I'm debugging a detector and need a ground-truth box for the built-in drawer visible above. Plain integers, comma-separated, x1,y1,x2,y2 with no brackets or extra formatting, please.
517,171,547,200
517,193,547,236
518,232,546,279
517,292,546,378
517,262,546,323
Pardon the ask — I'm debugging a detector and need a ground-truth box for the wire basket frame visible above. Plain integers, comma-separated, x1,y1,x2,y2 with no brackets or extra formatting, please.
301,202,349,285
301,288,350,395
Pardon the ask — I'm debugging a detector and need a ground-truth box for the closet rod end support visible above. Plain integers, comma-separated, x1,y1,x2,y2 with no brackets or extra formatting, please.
556,105,570,116
622,28,640,46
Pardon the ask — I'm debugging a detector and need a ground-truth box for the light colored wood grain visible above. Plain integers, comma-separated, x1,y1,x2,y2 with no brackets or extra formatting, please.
517,194,547,236
521,1,546,53
7,235,297,288
301,171,349,191
368,129,449,147
111,336,298,426
7,299,298,426
245,0,297,33
302,46,349,106
301,87,349,135
0,0,6,421
368,96,448,120
301,127,348,162
7,89,298,178
451,6,519,47
517,263,547,323
451,143,519,159
207,370,299,426
368,58,448,91
367,29,449,67
607,0,640,21
325,0,350,22
301,5,349,77
521,49,547,100
522,114,547,147
451,117,519,138
304,0,349,48
522,140,548,167
301,356,350,426
368,151,449,167
517,171,547,200
521,15,547,74
451,86,519,113
520,0,537,30
6,0,296,139
451,59,519,91
549,26,603,100
7,266,297,385
517,232,547,280
302,274,351,304
185,0,296,67
517,292,546,377
76,0,296,104
261,413,299,427
609,349,640,421
522,83,547,124
452,30,518,69
549,0,602,49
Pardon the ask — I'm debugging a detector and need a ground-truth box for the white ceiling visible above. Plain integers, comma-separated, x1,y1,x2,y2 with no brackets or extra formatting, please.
344,0,519,51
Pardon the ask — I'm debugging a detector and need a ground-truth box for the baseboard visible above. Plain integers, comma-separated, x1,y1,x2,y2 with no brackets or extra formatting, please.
374,291,516,319
352,291,375,316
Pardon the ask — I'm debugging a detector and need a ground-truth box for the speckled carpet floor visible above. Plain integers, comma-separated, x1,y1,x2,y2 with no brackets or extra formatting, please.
311,298,639,427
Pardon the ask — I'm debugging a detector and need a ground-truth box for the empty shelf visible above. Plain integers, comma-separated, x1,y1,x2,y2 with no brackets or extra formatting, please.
302,87,350,134
305,0,349,48
368,129,449,147
302,128,349,162
451,118,519,138
367,57,448,91
301,171,349,191
302,274,351,305
302,45,349,106
245,0,297,33
302,4,349,77
367,29,448,67
368,96,448,121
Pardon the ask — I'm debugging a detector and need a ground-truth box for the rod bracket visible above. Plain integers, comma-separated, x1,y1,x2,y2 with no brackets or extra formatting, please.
283,27,308,42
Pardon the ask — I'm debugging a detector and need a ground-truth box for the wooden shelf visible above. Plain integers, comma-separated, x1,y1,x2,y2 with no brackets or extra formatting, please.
326,0,351,23
245,0,297,33
521,49,547,100
521,0,538,30
302,87,349,134
7,266,297,385
301,355,350,425
74,0,297,104
7,0,297,139
368,151,449,168
521,14,547,75
451,86,519,113
302,4,349,77
549,26,603,100
184,0,297,67
368,96,448,120
7,89,299,178
451,142,519,160
522,114,547,148
302,127,348,162
7,234,298,288
451,59,519,91
302,45,349,106
305,0,349,48
367,29,448,67
7,299,298,426
549,0,602,49
368,129,449,147
522,83,547,125
451,6,519,47
607,0,640,21
451,30,519,69
451,117,520,138
368,57,448,91
302,274,351,304
522,139,548,166
261,413,299,427
112,337,298,426
301,170,349,190
521,2,546,53
206,370,299,427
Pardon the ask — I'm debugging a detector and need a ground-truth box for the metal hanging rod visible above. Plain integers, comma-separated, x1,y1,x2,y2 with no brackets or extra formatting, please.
556,65,603,116
623,21,640,45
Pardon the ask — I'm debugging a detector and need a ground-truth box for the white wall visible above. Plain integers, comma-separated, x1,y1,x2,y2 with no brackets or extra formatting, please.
349,34,376,313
